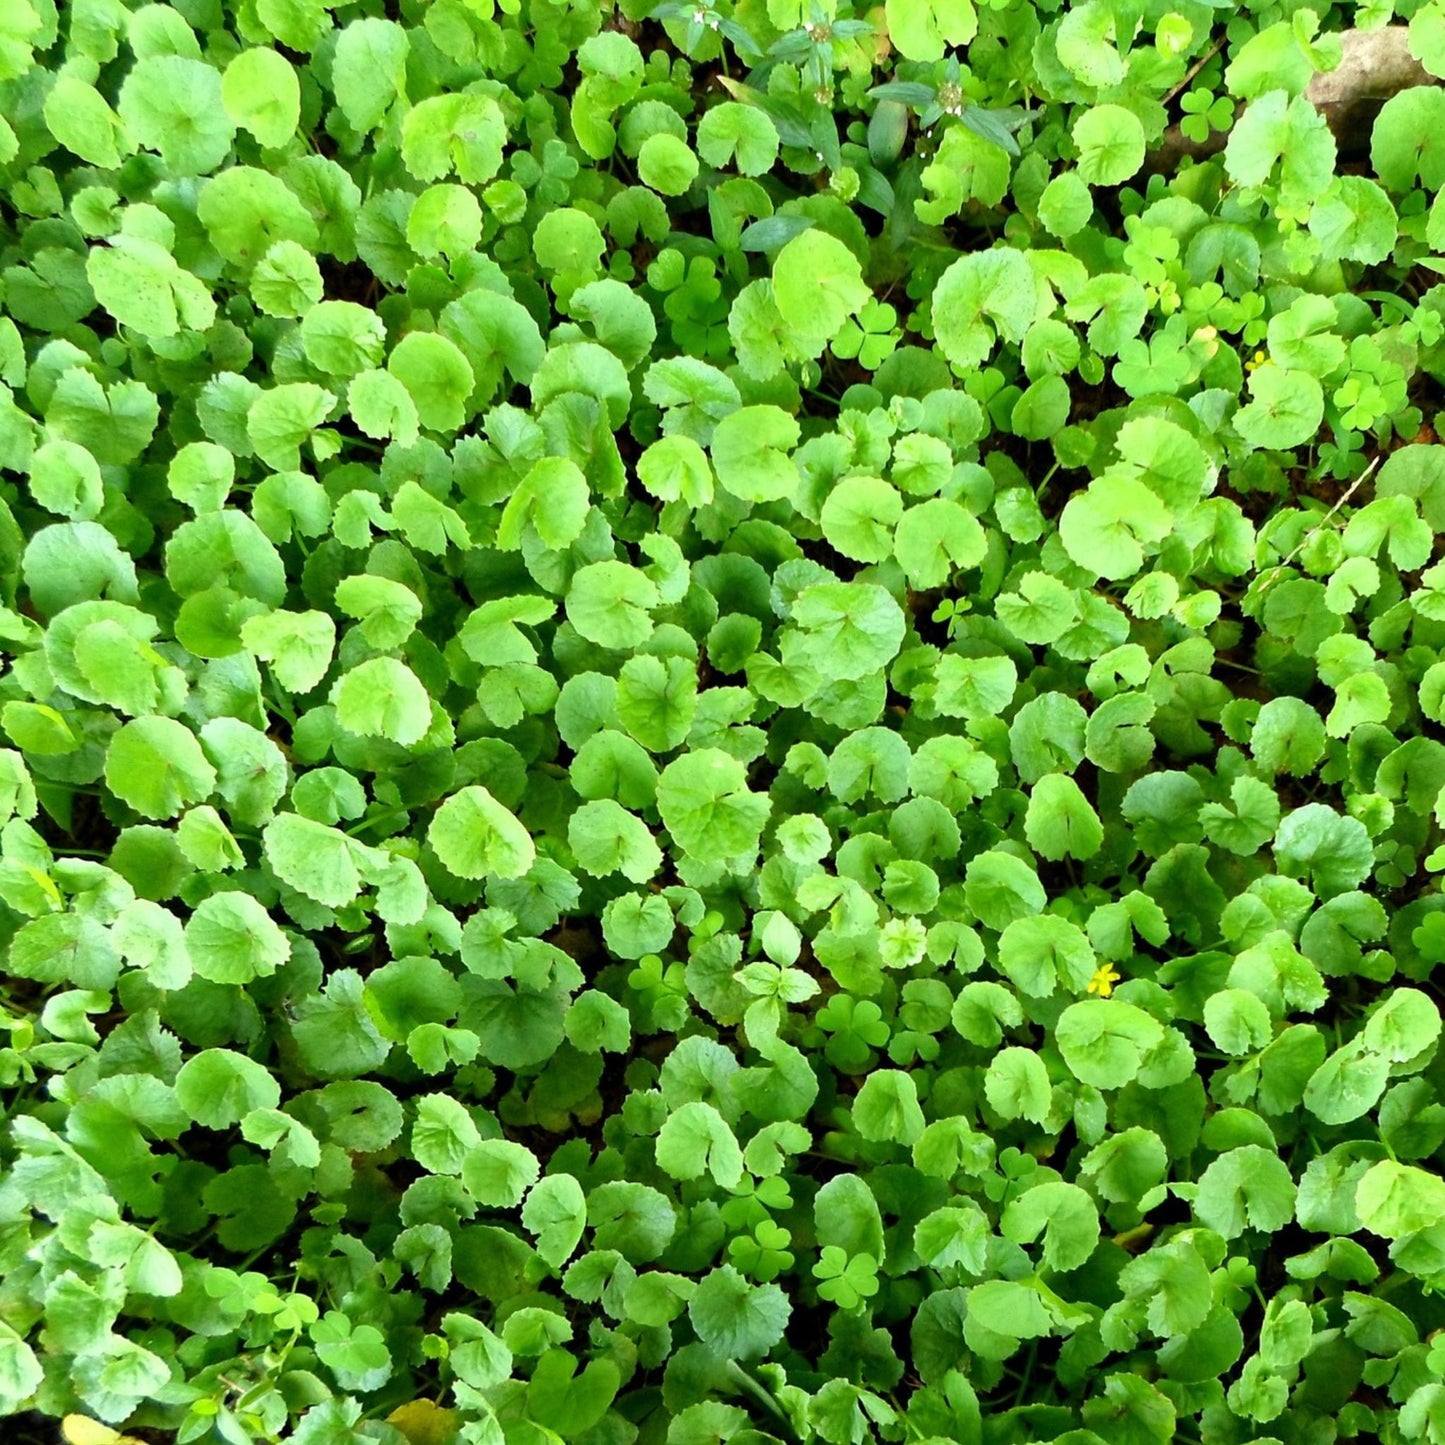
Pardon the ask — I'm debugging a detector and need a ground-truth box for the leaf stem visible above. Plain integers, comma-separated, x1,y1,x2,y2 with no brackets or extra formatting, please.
1012,1338,1038,1407
726,1360,797,1437
345,806,413,837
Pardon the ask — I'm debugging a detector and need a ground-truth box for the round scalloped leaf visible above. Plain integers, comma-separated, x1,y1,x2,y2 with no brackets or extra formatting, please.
175,1048,281,1130
1059,475,1172,581
771,230,870,346
886,0,978,61
401,93,507,184
119,56,235,175
221,47,300,150
105,718,217,820
462,1139,541,1208
1356,1160,1445,1238
821,476,903,563
657,749,770,864
565,561,660,650
387,331,474,433
184,892,291,985
429,786,535,881
1073,104,1146,186
263,812,363,909
688,1265,790,1360
931,247,1038,371
333,657,433,746
697,102,779,175
1234,366,1325,450
1055,998,1165,1089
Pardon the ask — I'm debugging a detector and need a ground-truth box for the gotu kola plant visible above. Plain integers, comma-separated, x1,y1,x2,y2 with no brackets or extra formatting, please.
3,0,1445,1444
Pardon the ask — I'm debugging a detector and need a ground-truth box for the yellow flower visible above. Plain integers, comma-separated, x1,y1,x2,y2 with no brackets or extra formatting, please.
1087,963,1121,998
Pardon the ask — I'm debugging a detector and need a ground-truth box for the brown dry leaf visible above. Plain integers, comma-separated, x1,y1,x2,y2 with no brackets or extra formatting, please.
61,1419,146,1445
1308,25,1433,150
387,1398,463,1445
1307,25,1431,108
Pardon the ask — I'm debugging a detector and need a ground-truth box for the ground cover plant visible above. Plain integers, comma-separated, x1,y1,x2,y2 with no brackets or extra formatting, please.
6,0,1445,1443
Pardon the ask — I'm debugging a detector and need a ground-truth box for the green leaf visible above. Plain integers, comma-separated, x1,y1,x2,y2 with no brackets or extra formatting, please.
333,657,433,746
0,1322,43,1407
1363,988,1441,1063
931,248,1037,371
894,498,987,587
1073,105,1147,186
497,457,590,551
997,913,1096,996
886,0,977,61
523,1174,587,1267
1060,475,1172,581
1001,1182,1100,1271
388,332,474,433
1055,999,1165,1089
222,47,301,149
657,749,771,863
639,133,699,195
688,1265,791,1360
105,718,217,820
771,230,870,347
569,799,663,883
463,1139,541,1208
241,609,336,693
1225,89,1337,206
853,1069,926,1144
964,850,1046,931
821,476,902,563
430,786,535,881
1119,1237,1212,1336
332,17,410,133
43,75,124,168
1194,1145,1297,1238
697,102,779,175
1234,366,1325,450
1372,85,1445,192
967,1279,1052,1340
401,94,507,184
566,561,660,650
789,581,906,682
411,1094,482,1175
185,892,290,984
1309,176,1397,264
1024,774,1104,861
119,56,234,175
1274,803,1374,899
176,1047,282,1129
657,1101,744,1186
984,1047,1053,1124
334,574,423,651
1356,1160,1445,1238
347,370,419,444
248,384,333,471
28,439,103,522
711,405,800,503
263,812,363,908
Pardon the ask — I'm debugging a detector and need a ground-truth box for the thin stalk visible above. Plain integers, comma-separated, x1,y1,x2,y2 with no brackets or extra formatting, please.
1011,1338,1039,1408
727,1360,797,1438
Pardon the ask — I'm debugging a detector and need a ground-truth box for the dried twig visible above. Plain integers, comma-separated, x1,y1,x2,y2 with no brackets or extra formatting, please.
1253,454,1383,597
1161,35,1226,110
